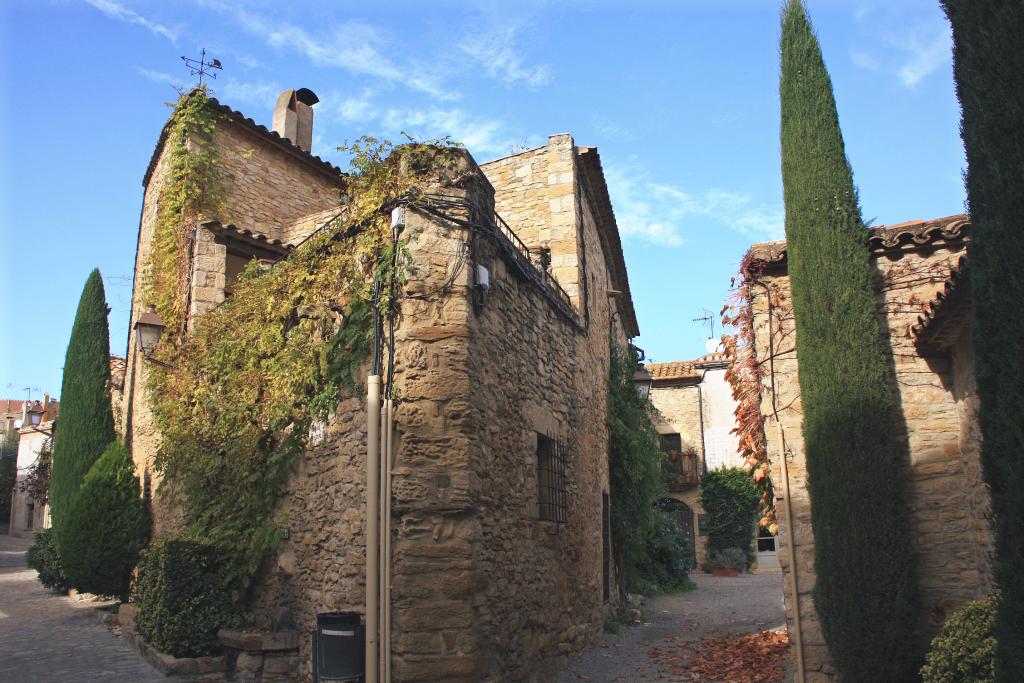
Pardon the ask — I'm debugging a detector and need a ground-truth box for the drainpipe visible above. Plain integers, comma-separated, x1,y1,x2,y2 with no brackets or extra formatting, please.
366,374,381,683
750,278,805,683
383,397,394,683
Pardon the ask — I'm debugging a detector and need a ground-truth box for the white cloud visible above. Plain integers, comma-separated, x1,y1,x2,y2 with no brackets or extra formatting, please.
379,107,525,156
897,25,952,88
849,16,951,90
218,80,282,108
592,115,633,141
136,67,181,87
231,9,457,101
461,23,552,88
85,0,178,42
335,89,377,123
604,162,783,248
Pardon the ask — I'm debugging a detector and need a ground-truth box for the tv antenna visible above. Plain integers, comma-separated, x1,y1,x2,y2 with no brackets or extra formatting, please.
23,386,40,402
181,48,222,86
692,309,715,339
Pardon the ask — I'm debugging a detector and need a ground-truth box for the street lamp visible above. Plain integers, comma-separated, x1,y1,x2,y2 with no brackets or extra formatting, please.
134,305,166,358
632,366,653,400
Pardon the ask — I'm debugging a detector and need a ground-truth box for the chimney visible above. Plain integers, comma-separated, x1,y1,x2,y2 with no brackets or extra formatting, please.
272,88,319,152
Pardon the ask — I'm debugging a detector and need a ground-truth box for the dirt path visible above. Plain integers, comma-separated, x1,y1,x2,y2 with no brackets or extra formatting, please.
554,572,788,682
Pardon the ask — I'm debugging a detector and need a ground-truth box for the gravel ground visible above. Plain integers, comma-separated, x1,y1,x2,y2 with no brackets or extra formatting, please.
554,572,788,682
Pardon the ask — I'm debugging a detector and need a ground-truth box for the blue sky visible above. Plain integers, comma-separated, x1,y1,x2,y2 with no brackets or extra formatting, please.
0,0,965,398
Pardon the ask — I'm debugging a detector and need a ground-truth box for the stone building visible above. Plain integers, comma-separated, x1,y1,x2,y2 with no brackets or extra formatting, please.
7,395,58,537
121,89,639,682
645,350,743,568
742,215,992,680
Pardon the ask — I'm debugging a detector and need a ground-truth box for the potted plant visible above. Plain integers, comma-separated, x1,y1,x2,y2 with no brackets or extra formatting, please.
710,547,746,577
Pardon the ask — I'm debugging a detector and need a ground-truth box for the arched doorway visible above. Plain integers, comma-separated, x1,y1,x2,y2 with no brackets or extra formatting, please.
659,498,697,567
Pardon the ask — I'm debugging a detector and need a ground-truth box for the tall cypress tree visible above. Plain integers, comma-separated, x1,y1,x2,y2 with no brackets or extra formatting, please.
779,2,919,680
941,3,1024,678
50,270,116,543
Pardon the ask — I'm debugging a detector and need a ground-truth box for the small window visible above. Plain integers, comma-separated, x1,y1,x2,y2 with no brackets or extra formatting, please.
659,433,682,453
536,433,567,523
224,252,251,297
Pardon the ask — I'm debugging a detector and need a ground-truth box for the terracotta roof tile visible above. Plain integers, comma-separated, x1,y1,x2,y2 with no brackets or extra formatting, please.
743,214,969,277
646,361,703,381
912,254,971,352
143,91,344,189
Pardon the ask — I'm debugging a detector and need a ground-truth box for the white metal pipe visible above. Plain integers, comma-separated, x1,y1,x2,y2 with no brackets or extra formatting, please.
365,375,381,683
384,398,394,683
378,402,388,679
776,418,805,683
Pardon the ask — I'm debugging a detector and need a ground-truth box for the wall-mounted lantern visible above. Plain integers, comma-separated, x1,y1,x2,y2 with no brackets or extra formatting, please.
134,305,166,358
632,366,654,400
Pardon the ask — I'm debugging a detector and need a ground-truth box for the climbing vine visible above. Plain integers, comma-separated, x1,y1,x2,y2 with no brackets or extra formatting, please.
144,101,464,603
721,254,778,533
608,339,692,595
145,87,226,339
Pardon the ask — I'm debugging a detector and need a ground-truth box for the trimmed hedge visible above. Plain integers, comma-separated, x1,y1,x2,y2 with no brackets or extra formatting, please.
134,538,235,658
61,442,148,598
921,596,997,683
26,528,69,592
699,467,758,560
779,2,919,679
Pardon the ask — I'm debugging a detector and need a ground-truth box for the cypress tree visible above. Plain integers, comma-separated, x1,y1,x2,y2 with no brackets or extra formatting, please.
50,269,115,542
779,2,918,679
941,2,1024,678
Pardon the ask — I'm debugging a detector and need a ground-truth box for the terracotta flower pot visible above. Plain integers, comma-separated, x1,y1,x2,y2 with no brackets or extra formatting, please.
711,566,740,577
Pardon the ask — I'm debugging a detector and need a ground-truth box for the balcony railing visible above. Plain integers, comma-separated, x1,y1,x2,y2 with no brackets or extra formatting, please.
662,450,703,491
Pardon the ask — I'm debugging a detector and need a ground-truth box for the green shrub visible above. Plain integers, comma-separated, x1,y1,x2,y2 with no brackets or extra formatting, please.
134,538,236,657
61,442,148,598
710,547,747,571
699,467,758,557
26,529,69,592
631,509,694,594
921,596,997,683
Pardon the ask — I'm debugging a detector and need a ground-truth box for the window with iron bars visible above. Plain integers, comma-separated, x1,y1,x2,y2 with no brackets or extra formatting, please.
536,433,568,523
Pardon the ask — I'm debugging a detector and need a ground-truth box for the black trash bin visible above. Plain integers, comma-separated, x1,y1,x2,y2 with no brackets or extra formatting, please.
312,612,364,683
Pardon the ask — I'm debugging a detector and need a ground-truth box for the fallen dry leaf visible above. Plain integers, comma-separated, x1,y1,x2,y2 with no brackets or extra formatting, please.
648,629,790,683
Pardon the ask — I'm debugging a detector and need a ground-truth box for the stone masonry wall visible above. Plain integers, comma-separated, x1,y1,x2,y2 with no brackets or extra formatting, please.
481,135,584,306
211,123,340,242
649,382,707,567
749,238,993,680
464,153,624,681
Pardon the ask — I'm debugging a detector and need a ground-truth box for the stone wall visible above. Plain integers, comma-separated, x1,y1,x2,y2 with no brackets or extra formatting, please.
210,122,340,243
481,135,584,305
747,223,993,680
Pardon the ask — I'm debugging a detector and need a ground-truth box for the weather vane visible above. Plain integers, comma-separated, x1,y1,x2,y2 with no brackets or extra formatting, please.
692,309,715,339
180,48,222,86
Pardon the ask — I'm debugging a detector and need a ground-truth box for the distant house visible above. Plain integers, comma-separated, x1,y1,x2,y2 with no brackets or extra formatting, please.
8,395,58,538
646,350,744,568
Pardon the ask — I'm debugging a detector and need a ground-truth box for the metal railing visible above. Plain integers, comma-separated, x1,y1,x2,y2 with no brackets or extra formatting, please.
418,193,582,328
662,450,703,491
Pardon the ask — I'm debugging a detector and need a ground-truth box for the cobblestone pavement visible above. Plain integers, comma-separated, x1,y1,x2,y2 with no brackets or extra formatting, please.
554,572,788,682
0,533,165,683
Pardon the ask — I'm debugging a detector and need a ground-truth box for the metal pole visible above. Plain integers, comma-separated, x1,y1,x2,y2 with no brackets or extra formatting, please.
383,398,394,683
776,419,805,683
365,375,381,683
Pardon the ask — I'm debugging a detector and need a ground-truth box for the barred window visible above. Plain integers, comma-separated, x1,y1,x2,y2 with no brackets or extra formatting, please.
536,433,568,523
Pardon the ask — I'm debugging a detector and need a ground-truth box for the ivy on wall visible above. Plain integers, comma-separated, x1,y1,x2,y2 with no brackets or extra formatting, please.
142,92,463,603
